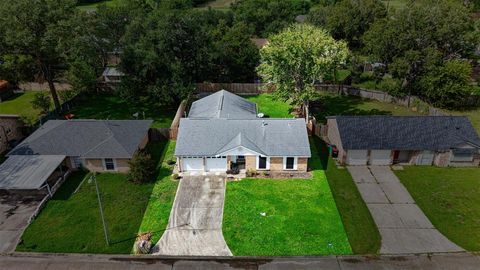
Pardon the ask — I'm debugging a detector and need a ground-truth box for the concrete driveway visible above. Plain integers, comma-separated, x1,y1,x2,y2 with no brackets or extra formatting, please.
0,195,40,253
153,175,232,256
348,166,464,254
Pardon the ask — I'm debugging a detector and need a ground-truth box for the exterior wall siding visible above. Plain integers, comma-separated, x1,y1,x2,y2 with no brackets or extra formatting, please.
245,156,256,170
0,116,23,154
269,157,283,171
297,157,308,171
327,118,347,164
83,158,130,173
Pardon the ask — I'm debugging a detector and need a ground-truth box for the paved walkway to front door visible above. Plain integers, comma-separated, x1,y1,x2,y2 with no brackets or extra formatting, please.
152,175,232,256
348,166,464,254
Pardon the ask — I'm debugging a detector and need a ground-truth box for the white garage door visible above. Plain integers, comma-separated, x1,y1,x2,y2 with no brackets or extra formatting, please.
417,151,434,165
347,150,368,165
205,157,227,172
370,150,392,165
182,158,204,171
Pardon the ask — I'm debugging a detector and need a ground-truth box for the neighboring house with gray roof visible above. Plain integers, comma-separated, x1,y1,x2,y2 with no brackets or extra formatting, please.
175,90,311,174
327,116,480,166
8,120,152,173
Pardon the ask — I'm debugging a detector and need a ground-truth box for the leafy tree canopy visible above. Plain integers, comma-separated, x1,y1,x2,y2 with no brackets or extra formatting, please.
308,0,387,48
258,24,349,120
232,0,312,37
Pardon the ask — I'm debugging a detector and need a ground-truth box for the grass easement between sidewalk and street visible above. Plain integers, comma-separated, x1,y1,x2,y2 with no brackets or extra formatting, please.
222,138,352,256
396,166,480,251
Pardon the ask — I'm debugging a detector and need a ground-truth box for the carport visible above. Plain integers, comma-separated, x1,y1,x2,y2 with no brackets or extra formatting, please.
0,155,67,196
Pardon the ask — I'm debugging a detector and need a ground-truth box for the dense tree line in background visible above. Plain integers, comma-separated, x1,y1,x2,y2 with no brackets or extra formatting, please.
0,0,479,109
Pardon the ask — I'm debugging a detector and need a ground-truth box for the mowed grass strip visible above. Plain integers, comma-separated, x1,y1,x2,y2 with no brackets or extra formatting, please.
222,140,352,256
396,166,480,251
315,137,381,254
137,141,179,243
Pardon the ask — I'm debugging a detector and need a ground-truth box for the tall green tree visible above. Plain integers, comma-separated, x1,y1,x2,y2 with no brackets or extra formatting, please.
0,0,78,111
308,0,387,48
232,0,311,37
258,24,349,121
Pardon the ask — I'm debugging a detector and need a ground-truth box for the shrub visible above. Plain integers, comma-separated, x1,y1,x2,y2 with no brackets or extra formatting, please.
127,151,156,184
172,173,180,180
167,159,176,165
246,169,257,177
31,92,51,114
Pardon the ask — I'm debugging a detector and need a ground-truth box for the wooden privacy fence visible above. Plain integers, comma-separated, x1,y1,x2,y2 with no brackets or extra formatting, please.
149,99,188,141
195,83,274,95
195,83,480,116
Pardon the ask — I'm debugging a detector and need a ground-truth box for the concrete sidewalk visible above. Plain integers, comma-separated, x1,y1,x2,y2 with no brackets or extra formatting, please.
1,252,480,269
348,166,464,254
153,175,232,256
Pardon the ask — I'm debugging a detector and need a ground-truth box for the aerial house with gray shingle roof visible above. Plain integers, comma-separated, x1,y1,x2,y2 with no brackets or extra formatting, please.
327,116,480,166
7,119,152,173
175,90,311,174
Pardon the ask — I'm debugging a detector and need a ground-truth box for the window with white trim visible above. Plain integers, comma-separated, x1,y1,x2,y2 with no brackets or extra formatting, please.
283,157,297,170
257,156,269,170
104,158,116,171
451,152,473,162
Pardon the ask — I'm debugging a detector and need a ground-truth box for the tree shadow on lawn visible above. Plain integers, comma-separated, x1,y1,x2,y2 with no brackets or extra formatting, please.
309,136,330,171
311,94,391,123
51,171,89,200
68,94,177,127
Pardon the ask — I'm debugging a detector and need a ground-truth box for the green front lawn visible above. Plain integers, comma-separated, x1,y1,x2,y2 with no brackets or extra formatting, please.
68,94,177,128
222,139,352,256
0,92,42,125
317,137,381,254
17,141,178,254
396,166,480,251
244,94,294,118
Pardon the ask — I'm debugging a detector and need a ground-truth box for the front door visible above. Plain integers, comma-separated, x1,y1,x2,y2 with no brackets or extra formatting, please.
235,155,246,170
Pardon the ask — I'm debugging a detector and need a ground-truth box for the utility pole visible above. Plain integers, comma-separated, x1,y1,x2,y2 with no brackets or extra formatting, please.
93,173,110,246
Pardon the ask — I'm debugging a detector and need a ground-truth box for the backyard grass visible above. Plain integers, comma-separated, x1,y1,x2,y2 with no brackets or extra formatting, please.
311,93,422,123
316,137,381,254
396,166,480,251
77,0,123,11
68,94,176,128
137,141,179,244
244,94,293,118
17,141,178,254
222,138,352,256
0,92,42,125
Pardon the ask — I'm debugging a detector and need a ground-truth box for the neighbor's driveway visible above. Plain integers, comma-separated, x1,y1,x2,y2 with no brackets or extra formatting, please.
348,166,464,254
0,195,40,253
152,175,232,256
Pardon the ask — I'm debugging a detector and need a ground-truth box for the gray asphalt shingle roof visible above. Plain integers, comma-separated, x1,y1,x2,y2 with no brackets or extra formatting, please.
8,120,152,158
175,118,311,157
332,116,480,150
0,155,65,189
188,90,257,119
